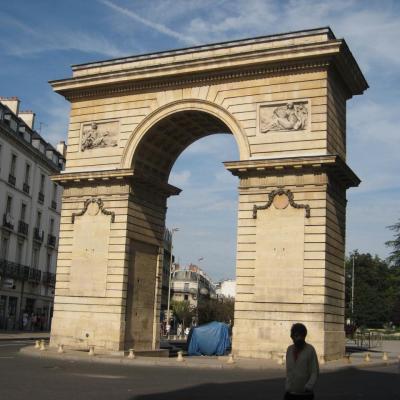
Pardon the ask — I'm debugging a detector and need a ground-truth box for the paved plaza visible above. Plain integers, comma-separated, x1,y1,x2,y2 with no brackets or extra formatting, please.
0,339,399,400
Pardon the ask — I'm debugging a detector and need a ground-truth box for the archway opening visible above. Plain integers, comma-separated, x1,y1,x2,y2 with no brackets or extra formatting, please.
130,109,240,342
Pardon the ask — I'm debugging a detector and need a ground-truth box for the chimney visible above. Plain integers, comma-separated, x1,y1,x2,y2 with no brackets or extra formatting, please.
19,111,36,129
56,141,67,157
0,97,20,115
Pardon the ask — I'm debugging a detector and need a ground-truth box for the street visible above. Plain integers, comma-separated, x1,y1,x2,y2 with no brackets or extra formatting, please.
0,340,399,400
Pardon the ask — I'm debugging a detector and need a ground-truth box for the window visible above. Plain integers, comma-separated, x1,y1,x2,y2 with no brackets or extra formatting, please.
52,183,57,201
15,242,23,265
39,174,45,193
6,195,12,215
20,203,26,222
10,154,17,176
184,282,189,292
24,163,30,184
184,294,189,301
32,246,40,269
1,236,9,260
46,253,52,273
36,211,42,229
49,218,54,234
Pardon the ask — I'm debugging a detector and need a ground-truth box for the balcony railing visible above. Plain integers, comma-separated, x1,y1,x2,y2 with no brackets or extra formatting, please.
8,174,16,186
28,268,41,283
23,182,30,194
0,260,30,281
18,220,29,236
47,234,56,247
38,192,44,203
51,200,57,210
2,213,14,230
33,227,44,243
42,271,56,287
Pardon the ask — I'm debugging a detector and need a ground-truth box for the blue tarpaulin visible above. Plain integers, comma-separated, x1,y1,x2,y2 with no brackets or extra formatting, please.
188,321,231,356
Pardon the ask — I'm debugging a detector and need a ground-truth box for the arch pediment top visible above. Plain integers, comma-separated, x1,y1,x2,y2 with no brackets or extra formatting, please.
50,28,367,100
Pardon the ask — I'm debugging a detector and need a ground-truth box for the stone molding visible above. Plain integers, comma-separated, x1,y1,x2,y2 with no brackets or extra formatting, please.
71,197,115,223
252,188,311,219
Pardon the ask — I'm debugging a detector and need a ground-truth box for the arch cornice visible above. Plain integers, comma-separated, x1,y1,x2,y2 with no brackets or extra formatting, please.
120,99,250,169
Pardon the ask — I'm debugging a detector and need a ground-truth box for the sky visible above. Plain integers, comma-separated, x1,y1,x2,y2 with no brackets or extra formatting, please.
0,0,399,281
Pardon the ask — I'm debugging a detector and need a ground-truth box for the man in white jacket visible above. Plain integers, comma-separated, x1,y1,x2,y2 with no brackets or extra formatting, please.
285,323,319,399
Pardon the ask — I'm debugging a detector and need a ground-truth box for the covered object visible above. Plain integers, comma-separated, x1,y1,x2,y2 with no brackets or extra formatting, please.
188,321,231,356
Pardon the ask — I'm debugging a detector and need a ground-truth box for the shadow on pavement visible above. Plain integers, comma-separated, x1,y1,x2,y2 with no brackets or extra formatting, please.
131,367,400,400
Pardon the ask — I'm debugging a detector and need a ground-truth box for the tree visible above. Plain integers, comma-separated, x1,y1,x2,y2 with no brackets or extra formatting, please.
345,251,399,328
197,298,234,325
386,220,400,267
171,300,194,328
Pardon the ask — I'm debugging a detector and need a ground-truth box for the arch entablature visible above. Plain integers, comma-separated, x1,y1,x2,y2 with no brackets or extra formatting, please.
120,99,251,170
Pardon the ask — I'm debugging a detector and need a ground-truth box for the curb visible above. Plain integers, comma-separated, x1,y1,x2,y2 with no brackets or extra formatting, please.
19,346,283,371
19,346,399,372
0,336,49,341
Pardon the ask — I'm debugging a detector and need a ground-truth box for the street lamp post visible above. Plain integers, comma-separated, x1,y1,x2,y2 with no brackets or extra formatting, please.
351,255,355,316
166,228,179,333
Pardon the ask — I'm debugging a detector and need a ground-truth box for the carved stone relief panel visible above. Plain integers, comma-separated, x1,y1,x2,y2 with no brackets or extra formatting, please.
259,100,309,134
80,120,119,151
254,194,305,303
69,199,113,297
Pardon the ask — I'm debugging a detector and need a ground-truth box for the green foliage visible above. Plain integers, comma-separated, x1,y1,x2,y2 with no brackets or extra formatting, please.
386,219,400,267
170,300,194,327
197,298,234,326
345,251,400,328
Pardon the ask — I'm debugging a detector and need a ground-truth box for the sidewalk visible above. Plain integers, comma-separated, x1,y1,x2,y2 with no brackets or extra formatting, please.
0,331,50,341
20,340,400,372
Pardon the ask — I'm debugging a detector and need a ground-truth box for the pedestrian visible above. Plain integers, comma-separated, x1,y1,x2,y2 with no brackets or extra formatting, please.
284,323,319,400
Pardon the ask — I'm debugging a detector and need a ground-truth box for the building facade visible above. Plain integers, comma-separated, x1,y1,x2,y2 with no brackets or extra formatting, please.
171,264,216,308
215,279,236,299
0,97,65,331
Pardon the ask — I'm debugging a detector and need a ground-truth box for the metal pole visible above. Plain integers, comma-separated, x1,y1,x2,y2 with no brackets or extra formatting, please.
351,255,355,316
166,228,178,333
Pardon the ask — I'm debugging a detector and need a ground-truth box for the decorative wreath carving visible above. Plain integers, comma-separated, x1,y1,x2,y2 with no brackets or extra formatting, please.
71,197,115,223
252,188,310,219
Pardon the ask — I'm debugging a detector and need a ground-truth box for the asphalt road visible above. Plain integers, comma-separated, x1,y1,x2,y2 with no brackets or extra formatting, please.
0,340,399,400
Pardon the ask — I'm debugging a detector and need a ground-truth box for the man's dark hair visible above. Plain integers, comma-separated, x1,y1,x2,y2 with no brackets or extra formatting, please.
291,323,307,337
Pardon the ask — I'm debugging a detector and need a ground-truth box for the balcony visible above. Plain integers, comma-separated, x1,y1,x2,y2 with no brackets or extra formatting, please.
47,234,57,247
2,213,14,230
8,174,16,186
18,220,29,236
38,192,44,203
0,260,30,281
42,271,56,287
23,182,30,194
33,227,44,243
51,200,57,210
28,268,41,284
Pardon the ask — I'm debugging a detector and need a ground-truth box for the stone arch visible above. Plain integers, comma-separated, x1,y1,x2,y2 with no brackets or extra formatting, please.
120,99,251,171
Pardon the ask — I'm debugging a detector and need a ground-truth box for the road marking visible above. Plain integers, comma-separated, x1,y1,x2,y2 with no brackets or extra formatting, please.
69,373,127,379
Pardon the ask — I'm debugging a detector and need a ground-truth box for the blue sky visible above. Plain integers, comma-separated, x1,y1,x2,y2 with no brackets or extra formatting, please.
1,0,399,280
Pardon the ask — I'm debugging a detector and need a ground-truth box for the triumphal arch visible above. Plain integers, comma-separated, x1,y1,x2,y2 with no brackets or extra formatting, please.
50,28,367,360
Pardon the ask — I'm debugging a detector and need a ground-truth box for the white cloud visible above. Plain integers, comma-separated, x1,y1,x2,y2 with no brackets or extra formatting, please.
0,12,126,58
169,170,191,186
98,0,199,45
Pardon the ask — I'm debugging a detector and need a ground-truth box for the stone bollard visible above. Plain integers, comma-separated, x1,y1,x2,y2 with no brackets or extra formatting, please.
39,340,46,351
57,344,65,354
227,353,235,364
177,350,184,362
345,354,351,364
364,353,371,362
34,340,40,349
319,355,326,365
128,349,136,359
88,345,95,356
382,352,388,362
278,354,285,366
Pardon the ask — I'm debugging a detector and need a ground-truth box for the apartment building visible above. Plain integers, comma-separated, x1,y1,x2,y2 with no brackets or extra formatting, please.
0,97,65,331
171,264,216,308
